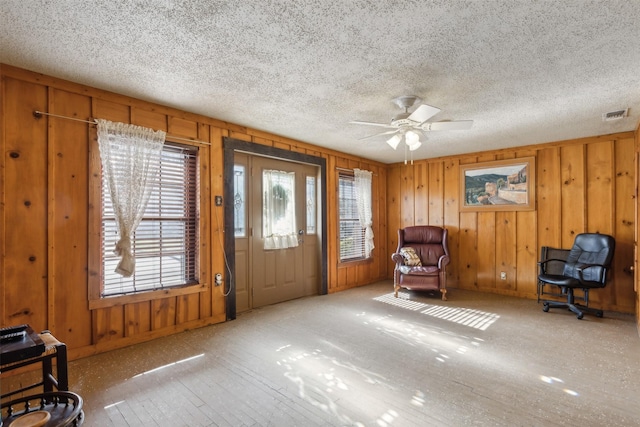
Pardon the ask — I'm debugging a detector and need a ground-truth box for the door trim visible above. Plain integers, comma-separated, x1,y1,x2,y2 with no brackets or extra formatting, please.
223,138,328,320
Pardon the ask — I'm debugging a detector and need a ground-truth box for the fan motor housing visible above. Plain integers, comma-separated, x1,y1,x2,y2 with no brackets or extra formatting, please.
391,112,413,126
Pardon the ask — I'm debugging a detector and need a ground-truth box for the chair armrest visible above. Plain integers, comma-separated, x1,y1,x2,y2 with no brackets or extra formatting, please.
391,253,405,265
576,263,607,283
438,255,450,269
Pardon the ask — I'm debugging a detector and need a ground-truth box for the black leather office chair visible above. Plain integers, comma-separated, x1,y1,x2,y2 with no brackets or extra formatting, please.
537,233,615,319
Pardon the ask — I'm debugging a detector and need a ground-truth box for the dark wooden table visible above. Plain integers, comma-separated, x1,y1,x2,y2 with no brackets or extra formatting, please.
1,325,68,401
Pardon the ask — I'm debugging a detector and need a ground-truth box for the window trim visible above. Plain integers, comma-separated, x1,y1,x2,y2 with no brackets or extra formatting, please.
88,134,210,310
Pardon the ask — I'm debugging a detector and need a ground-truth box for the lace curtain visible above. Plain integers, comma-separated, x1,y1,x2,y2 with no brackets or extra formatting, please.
96,119,165,277
263,169,298,249
354,168,374,257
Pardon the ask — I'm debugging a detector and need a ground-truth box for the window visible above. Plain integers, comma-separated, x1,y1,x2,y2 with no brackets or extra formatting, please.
306,176,316,234
101,143,199,297
338,172,366,261
263,169,298,249
234,164,246,237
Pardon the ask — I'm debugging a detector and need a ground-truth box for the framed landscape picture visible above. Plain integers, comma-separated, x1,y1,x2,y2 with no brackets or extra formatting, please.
460,157,536,212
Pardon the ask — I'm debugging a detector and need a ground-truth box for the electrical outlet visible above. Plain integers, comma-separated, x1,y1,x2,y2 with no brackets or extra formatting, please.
500,271,507,280
215,195,223,206
215,273,223,286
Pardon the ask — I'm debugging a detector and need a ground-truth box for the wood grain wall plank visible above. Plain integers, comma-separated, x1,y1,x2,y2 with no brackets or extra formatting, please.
537,147,562,249
49,88,93,348
495,211,516,290
515,210,537,296
614,137,636,312
125,302,151,337
168,116,198,138
400,164,415,227
131,108,167,131
458,212,478,289
560,144,585,247
443,159,460,287
428,162,444,226
2,78,48,330
414,162,428,225
477,212,496,289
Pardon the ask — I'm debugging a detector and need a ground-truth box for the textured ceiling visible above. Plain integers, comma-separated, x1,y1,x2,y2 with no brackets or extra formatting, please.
2,1,640,163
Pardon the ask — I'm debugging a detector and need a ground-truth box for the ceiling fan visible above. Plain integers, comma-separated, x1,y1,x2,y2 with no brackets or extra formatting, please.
350,95,473,162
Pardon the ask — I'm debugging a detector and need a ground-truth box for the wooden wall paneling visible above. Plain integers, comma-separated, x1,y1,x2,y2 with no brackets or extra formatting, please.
515,210,537,296
614,137,636,312
536,147,562,250
326,155,338,291
586,140,615,235
48,88,93,348
93,306,124,343
209,126,225,316
290,145,306,154
273,141,291,151
197,124,213,319
93,99,130,123
124,302,152,337
131,108,167,131
428,161,444,226
335,267,347,292
443,158,460,287
2,78,49,330
251,136,273,146
477,212,497,289
357,263,370,285
560,144,586,248
413,161,429,225
152,297,177,329
168,116,198,138
229,131,252,142
586,141,615,307
400,164,415,227
458,212,478,289
377,166,388,280
387,165,401,277
495,211,516,291
176,294,201,323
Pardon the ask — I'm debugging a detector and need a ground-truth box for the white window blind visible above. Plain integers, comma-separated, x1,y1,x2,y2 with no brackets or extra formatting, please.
339,173,366,261
102,143,199,296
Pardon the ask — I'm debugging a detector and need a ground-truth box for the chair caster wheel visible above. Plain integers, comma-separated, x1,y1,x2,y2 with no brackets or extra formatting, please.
577,313,583,320
542,303,549,312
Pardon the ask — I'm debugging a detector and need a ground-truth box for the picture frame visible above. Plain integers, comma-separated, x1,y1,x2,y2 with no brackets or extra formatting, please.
460,157,536,212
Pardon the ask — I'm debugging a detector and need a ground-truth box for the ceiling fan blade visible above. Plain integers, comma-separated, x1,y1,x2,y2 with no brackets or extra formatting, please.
408,104,441,123
358,129,399,140
423,120,473,131
349,120,395,128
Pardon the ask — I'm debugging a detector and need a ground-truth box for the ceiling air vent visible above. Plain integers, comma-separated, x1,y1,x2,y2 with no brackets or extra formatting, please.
602,108,628,122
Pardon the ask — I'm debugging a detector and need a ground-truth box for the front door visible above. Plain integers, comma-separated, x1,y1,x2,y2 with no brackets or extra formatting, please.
234,154,320,311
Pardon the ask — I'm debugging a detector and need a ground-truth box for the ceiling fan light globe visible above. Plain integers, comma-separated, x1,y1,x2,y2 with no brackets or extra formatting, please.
405,130,420,145
408,141,422,151
386,134,402,150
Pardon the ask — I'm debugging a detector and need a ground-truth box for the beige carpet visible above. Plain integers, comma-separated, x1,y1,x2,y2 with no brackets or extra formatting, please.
3,281,640,426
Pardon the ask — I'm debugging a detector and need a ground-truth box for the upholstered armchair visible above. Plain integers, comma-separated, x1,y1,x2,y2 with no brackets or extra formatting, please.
391,226,450,300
